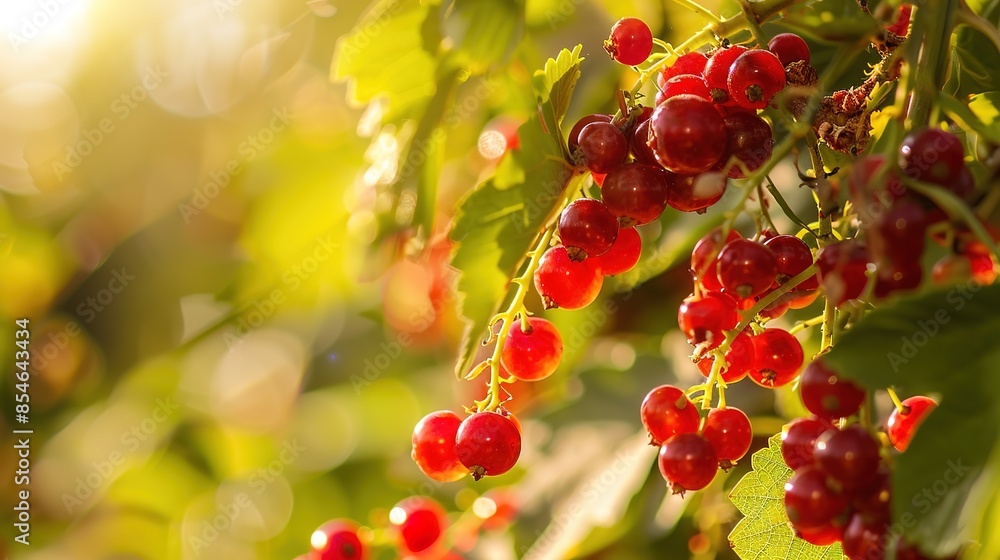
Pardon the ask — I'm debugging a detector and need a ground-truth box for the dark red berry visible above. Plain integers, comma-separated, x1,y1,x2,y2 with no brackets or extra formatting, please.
703,45,748,104
768,33,811,66
534,246,603,309
696,331,753,383
601,163,669,227
664,170,727,213
578,121,629,174
898,127,965,187
501,318,563,382
678,292,739,348
568,114,611,153
558,198,619,259
596,226,642,276
717,238,778,299
814,425,881,494
796,522,844,546
763,234,816,288
748,329,803,388
720,112,774,178
874,260,924,299
455,412,522,480
658,433,718,494
412,411,467,482
659,51,709,84
629,119,659,165
816,240,872,306
640,384,701,446
661,74,711,102
604,17,653,66
781,416,835,470
390,497,447,554
727,49,787,110
702,407,753,465
648,95,728,174
799,359,866,420
311,520,367,560
784,465,849,531
691,227,741,291
842,513,887,560
886,396,937,452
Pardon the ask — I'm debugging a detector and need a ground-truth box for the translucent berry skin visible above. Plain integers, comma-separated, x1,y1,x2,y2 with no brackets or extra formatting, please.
558,198,619,260
640,384,701,445
691,227,742,291
727,49,787,110
412,411,467,482
720,112,774,178
578,121,628,174
898,127,965,186
799,359,866,420
797,523,844,546
662,74,712,102
816,240,872,306
702,407,753,463
647,95,728,174
601,163,669,227
768,33,811,66
311,519,367,560
664,170,727,213
781,416,835,470
677,292,739,348
842,513,888,560
659,51,709,84
749,329,803,388
629,119,659,165
717,238,778,299
703,45,748,103
455,412,522,480
658,433,719,494
814,425,881,494
391,497,447,554
501,318,563,382
784,465,849,531
886,396,937,452
568,114,612,153
763,234,816,288
604,17,653,66
534,246,603,309
596,226,642,276
697,331,753,383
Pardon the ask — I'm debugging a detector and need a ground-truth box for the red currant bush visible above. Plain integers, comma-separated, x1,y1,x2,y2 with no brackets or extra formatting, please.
311,520,367,560
501,317,563,382
412,411,467,482
455,411,522,480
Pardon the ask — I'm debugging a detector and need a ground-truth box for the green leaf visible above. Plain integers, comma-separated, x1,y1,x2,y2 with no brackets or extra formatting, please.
332,0,439,121
443,0,524,72
968,92,1000,141
448,47,583,378
822,285,1000,556
951,0,1000,97
729,434,846,560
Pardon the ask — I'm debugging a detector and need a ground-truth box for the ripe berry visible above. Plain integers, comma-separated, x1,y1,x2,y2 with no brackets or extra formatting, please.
763,234,816,288
748,329,803,388
816,240,872,306
558,198,619,259
390,497,447,555
784,465,849,531
604,17,653,66
702,407,753,465
796,523,844,546
717,238,778,299
697,331,753,383
781,416,835,470
629,119,659,165
578,121,629,174
691,227,741,291
898,127,965,186
886,396,937,452
658,433,719,494
664,169,728,213
640,384,701,445
703,45,748,103
678,292,739,348
534,246,603,309
842,513,887,560
814,425,881,494
727,49,787,110
799,359,866,420
661,74,711,102
601,163,669,227
720,112,774,178
501,318,563,382
412,411,467,482
568,114,612,153
768,33,811,66
868,197,928,266
596,226,642,276
659,51,709,84
311,520,367,560
455,412,522,480
874,260,924,299
648,95,728,174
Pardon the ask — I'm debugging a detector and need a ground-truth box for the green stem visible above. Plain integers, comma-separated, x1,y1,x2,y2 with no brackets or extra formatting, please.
887,386,905,412
905,0,958,128
765,176,819,239
956,7,1000,54
788,314,826,335
670,0,721,23
738,0,771,47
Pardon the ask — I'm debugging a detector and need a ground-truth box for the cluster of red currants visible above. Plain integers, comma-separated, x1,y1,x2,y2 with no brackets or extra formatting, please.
783,358,943,558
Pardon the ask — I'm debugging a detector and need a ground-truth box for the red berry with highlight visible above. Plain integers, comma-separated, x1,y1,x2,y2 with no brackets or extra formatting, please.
501,318,563,382
703,45,748,103
578,121,628,174
660,51,709,84
781,416,835,470
678,292,739,348
658,433,718,494
455,412,522,480
412,411,467,482
601,163,669,227
640,384,701,445
800,359,866,420
390,497,447,555
768,33,811,66
784,465,849,531
702,407,753,464
728,49,787,110
814,425,881,494
886,396,937,452
604,17,653,66
717,238,778,299
534,246,604,309
697,331,753,383
648,95,728,174
763,234,816,288
596,226,642,276
720,112,774,178
558,198,619,260
749,329,803,388
311,520,367,560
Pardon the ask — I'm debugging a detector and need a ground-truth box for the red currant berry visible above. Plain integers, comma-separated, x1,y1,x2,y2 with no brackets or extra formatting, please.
604,17,653,66
568,114,611,153
601,163,669,227
719,112,774,178
640,384,701,446
886,396,937,452
703,45,748,103
412,411,467,482
816,240,872,306
898,127,965,187
664,169,728,213
661,74,711,102
763,234,816,288
842,513,887,560
702,407,753,465
748,329,803,388
648,95,728,174
784,465,849,531
852,465,892,522
455,411,522,480
659,51,709,84
558,198,619,260
678,292,739,348
534,246,603,309
578,121,629,174
697,331,753,383
501,317,563,382
874,260,924,299
767,33,811,66
799,359,866,420
658,433,718,495
390,497,447,555
727,49,787,110
629,119,659,165
596,226,642,276
868,197,928,266
814,425,881,494
781,416,835,470
717,238,778,299
796,523,844,546
886,4,913,37
691,227,742,291
311,520,367,560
